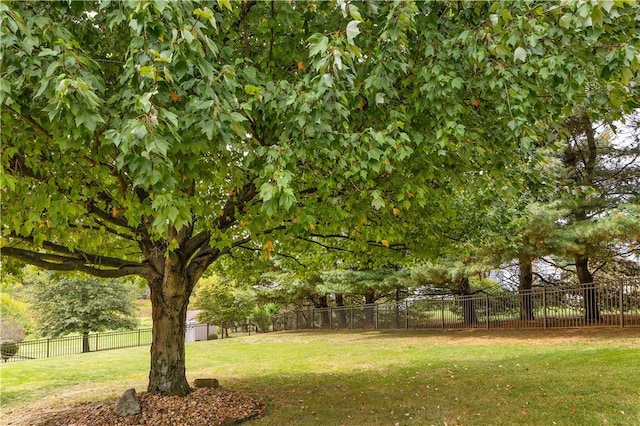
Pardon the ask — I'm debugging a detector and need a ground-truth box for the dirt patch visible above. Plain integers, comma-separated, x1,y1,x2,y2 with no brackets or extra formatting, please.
2,387,264,426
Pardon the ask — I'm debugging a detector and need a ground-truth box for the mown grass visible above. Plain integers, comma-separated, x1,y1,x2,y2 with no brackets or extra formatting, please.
1,328,639,425
136,298,153,328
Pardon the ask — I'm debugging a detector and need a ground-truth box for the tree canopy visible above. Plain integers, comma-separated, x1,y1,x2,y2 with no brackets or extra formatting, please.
1,0,638,395
27,272,139,351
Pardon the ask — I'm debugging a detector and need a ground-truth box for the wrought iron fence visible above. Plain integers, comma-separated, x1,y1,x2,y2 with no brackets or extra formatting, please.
272,281,640,332
1,324,212,363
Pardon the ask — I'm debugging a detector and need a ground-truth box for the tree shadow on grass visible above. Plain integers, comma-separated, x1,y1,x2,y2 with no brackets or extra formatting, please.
229,346,640,426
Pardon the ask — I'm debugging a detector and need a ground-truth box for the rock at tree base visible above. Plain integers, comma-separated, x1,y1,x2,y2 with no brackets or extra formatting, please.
194,378,219,388
113,388,141,416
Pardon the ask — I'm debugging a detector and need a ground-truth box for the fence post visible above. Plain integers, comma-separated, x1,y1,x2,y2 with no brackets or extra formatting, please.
543,287,547,329
311,309,315,330
486,294,490,330
441,297,445,330
619,279,624,328
47,338,50,358
405,300,409,330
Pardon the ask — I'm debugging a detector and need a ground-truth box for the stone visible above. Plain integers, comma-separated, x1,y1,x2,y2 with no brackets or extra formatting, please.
113,388,141,417
194,378,219,388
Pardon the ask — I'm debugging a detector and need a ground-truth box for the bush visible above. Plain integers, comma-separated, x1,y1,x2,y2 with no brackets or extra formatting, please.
1,341,19,362
207,333,219,340
251,303,280,333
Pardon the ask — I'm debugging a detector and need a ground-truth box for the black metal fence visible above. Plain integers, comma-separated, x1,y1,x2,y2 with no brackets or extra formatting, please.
4,281,637,363
272,281,640,332
1,324,212,363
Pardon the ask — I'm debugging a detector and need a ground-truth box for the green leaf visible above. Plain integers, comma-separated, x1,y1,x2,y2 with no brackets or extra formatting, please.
346,20,361,45
217,0,233,12
75,111,105,133
559,14,573,28
495,44,509,58
349,4,363,21
181,29,194,45
514,46,527,63
601,0,614,13
371,191,385,210
159,109,178,128
375,93,384,104
131,124,148,139
193,7,213,20
194,7,217,28
167,206,179,223
38,48,58,57
259,182,276,202
368,148,384,160
139,66,157,80
308,34,329,57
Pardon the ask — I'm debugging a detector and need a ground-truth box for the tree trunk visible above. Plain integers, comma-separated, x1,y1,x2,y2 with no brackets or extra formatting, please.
457,277,477,327
394,288,402,328
576,254,600,322
363,290,375,327
335,294,347,328
81,332,90,353
518,257,535,321
147,269,193,396
317,295,330,328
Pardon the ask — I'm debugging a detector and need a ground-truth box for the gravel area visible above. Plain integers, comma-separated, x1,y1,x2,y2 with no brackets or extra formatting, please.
6,387,265,426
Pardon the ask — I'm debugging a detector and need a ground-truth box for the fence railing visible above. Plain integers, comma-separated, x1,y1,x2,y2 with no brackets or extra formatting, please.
272,281,640,332
1,323,212,363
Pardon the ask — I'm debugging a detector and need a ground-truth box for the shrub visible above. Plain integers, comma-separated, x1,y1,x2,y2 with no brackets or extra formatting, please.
207,333,219,340
1,341,19,362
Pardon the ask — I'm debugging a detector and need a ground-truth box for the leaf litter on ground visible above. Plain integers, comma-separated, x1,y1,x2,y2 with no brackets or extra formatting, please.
6,387,264,426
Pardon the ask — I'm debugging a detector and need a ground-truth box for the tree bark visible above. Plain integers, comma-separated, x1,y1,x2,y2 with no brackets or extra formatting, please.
317,294,330,328
518,257,535,321
576,254,600,322
335,293,347,328
363,290,375,326
394,288,401,328
457,277,477,327
82,332,90,353
147,266,194,396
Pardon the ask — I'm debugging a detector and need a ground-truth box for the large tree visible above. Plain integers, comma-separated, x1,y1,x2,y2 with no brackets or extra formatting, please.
192,274,255,336
27,272,139,352
554,113,640,320
1,1,637,395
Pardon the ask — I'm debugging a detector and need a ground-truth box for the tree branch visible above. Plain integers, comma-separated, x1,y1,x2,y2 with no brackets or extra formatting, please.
7,232,142,270
4,105,52,139
1,246,150,279
214,182,257,231
297,237,355,253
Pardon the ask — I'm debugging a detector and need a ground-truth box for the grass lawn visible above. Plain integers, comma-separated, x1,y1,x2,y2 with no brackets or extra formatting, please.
135,298,153,328
1,328,639,425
